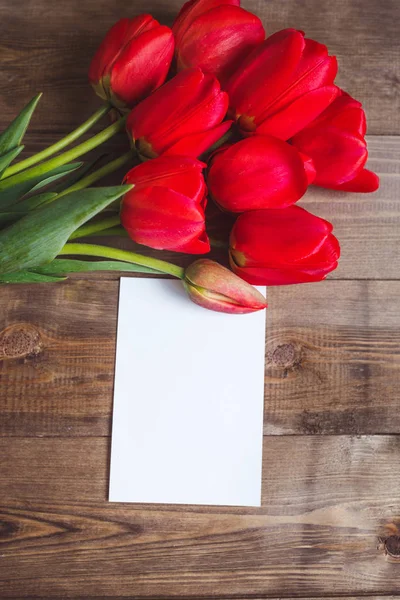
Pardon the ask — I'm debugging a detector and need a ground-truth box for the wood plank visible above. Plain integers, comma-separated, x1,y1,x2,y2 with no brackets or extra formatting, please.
0,435,400,597
264,279,400,435
1,279,400,437
0,0,398,135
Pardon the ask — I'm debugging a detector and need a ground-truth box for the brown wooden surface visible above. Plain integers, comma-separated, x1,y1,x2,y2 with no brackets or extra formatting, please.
1,0,400,598
1,436,400,597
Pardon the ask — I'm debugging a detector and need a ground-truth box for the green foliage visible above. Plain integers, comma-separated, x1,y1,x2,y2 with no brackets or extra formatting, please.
35,258,161,275
0,94,41,158
0,185,131,275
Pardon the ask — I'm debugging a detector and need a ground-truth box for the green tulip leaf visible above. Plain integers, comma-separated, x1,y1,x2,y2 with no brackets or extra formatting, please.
34,258,162,276
0,163,82,210
0,146,24,178
0,270,66,284
0,94,42,158
27,162,83,195
0,185,132,275
17,192,58,211
52,156,105,193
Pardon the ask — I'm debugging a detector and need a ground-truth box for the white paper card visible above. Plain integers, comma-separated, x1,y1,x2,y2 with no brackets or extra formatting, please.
109,277,266,507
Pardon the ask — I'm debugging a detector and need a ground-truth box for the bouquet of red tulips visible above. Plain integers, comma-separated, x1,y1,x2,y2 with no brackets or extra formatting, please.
0,0,379,313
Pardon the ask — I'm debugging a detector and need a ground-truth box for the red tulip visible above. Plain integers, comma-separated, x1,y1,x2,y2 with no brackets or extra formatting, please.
230,206,340,285
121,155,210,253
89,15,174,108
225,28,339,140
126,68,231,159
291,92,379,192
207,135,309,212
184,259,267,313
173,0,265,85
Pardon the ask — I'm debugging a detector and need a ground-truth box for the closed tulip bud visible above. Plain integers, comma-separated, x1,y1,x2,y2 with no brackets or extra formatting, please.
173,0,265,85
207,135,309,212
230,206,340,285
88,15,174,109
184,259,267,313
121,155,210,253
126,67,232,159
225,28,339,140
291,91,379,192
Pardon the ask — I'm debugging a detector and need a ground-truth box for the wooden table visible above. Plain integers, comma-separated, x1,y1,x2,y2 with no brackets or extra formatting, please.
1,0,399,598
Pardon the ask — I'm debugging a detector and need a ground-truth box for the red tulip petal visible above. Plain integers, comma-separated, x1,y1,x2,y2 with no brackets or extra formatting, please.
230,260,336,285
163,120,233,158
226,29,305,121
328,168,380,192
89,19,132,83
173,0,240,46
176,6,265,82
127,68,229,155
121,186,210,253
110,26,174,105
296,233,340,266
311,92,367,136
298,152,317,184
256,41,337,123
293,126,368,186
207,135,308,212
230,206,333,267
255,85,339,140
124,155,206,202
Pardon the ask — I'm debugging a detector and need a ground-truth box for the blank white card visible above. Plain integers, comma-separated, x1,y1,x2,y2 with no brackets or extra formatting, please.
109,278,266,507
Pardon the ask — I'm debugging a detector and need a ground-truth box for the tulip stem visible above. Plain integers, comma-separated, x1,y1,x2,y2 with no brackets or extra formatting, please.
0,115,127,192
200,125,236,158
59,243,185,279
1,103,112,179
56,149,135,200
85,225,129,237
69,215,121,240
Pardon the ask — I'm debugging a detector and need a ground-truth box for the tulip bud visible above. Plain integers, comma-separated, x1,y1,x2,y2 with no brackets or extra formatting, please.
121,156,210,253
225,28,339,140
184,259,267,314
229,206,340,285
89,15,174,109
207,135,309,212
126,68,231,159
173,0,265,85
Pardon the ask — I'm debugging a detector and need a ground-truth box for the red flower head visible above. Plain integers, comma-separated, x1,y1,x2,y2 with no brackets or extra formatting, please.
126,68,231,159
121,155,210,254
225,28,339,140
229,206,340,285
173,0,265,85
207,135,309,212
184,259,267,313
89,15,174,108
291,91,380,192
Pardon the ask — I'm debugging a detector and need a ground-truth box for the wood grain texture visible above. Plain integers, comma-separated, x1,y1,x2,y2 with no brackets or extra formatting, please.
0,0,399,597
0,436,400,597
1,278,399,437
0,0,398,134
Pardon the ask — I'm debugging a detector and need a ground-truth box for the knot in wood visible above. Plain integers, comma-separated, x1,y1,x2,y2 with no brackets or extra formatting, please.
271,343,297,368
384,535,400,558
0,324,42,359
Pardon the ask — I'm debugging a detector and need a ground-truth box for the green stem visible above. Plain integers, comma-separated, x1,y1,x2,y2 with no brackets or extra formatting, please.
2,104,111,178
59,243,185,279
69,215,121,240
200,125,236,158
57,150,135,200
86,225,128,237
0,115,127,192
